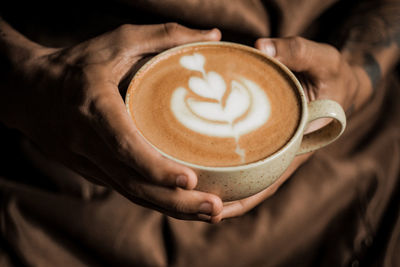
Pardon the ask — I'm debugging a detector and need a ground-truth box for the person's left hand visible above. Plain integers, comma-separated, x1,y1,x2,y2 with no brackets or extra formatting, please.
0,21,225,222
215,36,364,222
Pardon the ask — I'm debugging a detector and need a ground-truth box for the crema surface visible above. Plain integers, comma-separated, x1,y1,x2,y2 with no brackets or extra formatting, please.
128,44,301,166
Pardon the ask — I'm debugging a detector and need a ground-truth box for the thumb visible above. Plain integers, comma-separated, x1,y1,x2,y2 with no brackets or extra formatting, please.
140,23,221,54
255,37,340,76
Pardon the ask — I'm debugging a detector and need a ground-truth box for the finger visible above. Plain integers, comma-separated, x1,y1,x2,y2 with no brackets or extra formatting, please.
81,133,189,193
220,187,275,219
132,183,223,216
86,82,198,190
108,174,223,220
68,155,220,222
81,24,221,83
84,142,224,221
135,23,221,54
255,37,341,77
131,198,216,223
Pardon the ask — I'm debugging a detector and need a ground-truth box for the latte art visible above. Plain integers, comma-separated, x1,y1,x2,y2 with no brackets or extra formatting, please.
171,53,270,161
128,44,301,166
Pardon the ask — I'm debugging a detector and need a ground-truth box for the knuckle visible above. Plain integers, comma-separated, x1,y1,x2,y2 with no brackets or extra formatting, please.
150,166,173,185
318,45,342,78
210,215,222,224
113,24,136,55
86,93,106,118
114,135,132,159
171,198,187,213
330,47,343,74
116,24,134,36
140,151,174,185
150,169,166,184
129,149,164,184
163,22,183,40
288,36,307,61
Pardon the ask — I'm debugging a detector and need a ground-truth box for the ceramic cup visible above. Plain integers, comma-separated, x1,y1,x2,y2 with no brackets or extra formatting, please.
125,42,346,201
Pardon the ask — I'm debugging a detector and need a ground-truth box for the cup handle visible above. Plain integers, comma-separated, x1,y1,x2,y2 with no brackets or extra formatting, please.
296,99,346,155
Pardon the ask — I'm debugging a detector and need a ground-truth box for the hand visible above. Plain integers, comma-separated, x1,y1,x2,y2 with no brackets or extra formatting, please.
217,36,366,221
4,23,224,222
256,36,360,112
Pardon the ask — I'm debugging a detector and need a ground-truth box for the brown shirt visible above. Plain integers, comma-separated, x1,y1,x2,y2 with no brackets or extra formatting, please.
0,1,399,266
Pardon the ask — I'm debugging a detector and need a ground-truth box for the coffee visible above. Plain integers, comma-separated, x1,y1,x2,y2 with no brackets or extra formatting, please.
127,43,301,167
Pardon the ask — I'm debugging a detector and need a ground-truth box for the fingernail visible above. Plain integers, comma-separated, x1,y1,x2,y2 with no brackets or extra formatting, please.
176,175,188,188
201,28,215,34
201,28,220,39
261,40,276,57
199,202,213,214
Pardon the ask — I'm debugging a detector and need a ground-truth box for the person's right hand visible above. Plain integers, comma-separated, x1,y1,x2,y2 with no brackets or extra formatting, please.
216,36,367,221
4,23,223,222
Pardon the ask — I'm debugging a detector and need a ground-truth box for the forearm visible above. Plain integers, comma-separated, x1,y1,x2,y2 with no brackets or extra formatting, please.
340,0,400,114
0,17,45,66
0,17,48,128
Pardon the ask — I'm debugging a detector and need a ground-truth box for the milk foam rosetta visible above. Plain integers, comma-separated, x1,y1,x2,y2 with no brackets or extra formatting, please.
171,53,270,161
129,45,301,167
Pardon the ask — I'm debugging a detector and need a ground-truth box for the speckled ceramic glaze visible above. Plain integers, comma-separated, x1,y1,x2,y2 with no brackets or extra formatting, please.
126,42,346,201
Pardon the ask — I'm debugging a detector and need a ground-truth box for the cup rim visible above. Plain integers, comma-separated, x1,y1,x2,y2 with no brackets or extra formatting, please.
125,41,308,171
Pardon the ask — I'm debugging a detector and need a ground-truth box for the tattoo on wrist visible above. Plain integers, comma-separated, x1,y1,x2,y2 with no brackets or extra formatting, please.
362,53,381,93
343,1,400,91
346,104,355,117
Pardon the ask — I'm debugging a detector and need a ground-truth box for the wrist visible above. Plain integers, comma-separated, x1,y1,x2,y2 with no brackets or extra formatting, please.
0,18,49,69
349,65,374,114
0,18,54,129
